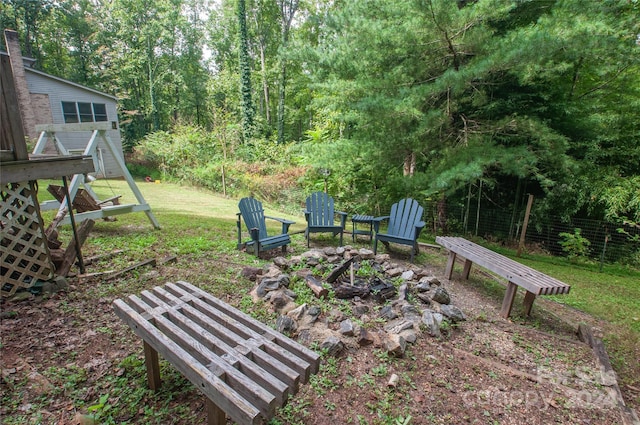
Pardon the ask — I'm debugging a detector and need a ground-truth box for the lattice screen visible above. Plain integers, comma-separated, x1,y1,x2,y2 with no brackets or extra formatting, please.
1,181,54,297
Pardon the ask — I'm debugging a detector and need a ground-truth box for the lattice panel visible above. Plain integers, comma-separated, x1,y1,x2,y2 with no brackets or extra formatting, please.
1,181,54,297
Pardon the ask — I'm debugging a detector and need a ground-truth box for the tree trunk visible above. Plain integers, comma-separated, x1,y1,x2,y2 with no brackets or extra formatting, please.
403,151,416,176
238,0,254,142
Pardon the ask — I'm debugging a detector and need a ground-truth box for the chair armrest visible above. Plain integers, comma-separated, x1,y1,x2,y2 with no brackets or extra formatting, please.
414,221,426,239
336,211,348,227
372,216,390,233
265,215,295,234
236,212,244,248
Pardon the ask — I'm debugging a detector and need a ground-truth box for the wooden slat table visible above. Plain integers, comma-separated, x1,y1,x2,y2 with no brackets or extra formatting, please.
113,281,320,425
436,236,571,318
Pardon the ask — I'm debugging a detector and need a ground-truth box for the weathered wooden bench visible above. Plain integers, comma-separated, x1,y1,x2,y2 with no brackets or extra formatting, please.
113,281,320,425
436,236,571,318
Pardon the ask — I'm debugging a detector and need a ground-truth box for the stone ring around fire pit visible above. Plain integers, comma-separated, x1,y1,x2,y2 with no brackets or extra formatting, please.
244,246,466,358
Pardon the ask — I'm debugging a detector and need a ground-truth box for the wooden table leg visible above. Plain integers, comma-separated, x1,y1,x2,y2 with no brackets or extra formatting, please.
445,252,457,280
207,398,226,425
143,341,161,390
500,282,518,318
462,259,472,280
523,291,536,316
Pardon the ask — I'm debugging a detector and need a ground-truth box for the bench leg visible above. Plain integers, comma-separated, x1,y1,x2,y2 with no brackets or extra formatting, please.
500,282,518,318
523,291,536,316
444,252,457,280
143,341,161,391
206,399,226,425
462,259,472,280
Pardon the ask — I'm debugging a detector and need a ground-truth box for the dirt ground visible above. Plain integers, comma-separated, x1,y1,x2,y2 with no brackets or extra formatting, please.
0,251,636,425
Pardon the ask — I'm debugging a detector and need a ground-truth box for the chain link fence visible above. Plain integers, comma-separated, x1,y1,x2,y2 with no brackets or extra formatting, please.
424,200,640,267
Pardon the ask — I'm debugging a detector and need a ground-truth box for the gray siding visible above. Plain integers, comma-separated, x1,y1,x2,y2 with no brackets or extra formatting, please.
25,70,124,178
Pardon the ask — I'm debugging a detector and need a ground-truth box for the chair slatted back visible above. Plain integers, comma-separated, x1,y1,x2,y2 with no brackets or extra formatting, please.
306,192,336,226
388,198,424,239
239,197,268,239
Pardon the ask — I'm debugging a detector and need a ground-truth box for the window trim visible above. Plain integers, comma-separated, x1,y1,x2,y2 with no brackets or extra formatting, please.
61,101,109,124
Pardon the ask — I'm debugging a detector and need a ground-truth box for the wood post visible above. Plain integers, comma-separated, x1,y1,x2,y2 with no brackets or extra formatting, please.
462,259,472,280
206,399,226,425
444,252,457,280
143,341,161,391
523,291,536,316
500,282,518,318
517,194,534,257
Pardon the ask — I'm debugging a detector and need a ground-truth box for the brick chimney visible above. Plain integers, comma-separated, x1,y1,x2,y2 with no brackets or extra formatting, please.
4,29,38,141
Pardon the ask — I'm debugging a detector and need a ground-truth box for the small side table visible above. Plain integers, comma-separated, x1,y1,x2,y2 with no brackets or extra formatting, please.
352,214,375,243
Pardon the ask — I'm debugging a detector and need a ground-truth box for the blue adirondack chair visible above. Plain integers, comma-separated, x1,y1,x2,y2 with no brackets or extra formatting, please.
237,197,295,256
373,198,426,262
304,191,348,247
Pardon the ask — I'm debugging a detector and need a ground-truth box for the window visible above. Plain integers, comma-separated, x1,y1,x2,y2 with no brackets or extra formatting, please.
78,102,93,122
93,103,108,122
62,101,79,123
61,101,109,123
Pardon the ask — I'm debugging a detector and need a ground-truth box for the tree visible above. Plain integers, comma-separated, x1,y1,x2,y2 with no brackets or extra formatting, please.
237,0,255,141
275,0,299,144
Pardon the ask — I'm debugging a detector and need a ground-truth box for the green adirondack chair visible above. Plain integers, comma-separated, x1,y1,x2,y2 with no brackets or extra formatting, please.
373,198,426,262
304,191,348,247
237,197,295,256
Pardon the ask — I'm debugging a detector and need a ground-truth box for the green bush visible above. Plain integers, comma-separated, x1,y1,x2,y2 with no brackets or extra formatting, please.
558,228,591,261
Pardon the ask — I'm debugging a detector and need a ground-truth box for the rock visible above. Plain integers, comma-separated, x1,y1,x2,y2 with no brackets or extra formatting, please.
298,306,321,329
327,255,342,264
320,336,344,356
358,248,375,259
336,246,346,255
379,305,398,320
401,270,415,281
273,256,289,268
397,283,408,301
401,304,422,321
276,316,297,334
415,293,431,306
385,267,403,278
323,247,337,256
255,278,280,297
287,303,308,321
400,329,417,343
385,334,406,357
340,319,355,336
52,276,69,292
241,266,262,281
276,274,291,288
440,305,466,323
422,310,442,338
431,287,451,305
386,319,413,334
297,329,312,346
358,328,375,346
415,281,431,292
353,302,370,317
263,265,284,278
270,291,294,310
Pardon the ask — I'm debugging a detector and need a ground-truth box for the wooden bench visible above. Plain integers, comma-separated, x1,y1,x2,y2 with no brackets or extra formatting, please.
113,281,320,425
436,236,571,318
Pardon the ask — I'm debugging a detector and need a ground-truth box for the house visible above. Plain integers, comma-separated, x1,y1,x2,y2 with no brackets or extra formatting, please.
3,29,124,178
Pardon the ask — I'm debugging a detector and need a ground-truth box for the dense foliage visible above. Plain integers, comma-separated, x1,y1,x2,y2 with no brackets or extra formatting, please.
2,0,639,229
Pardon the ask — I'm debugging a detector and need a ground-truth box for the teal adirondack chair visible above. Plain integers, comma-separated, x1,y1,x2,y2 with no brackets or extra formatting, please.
373,198,426,262
237,197,295,256
304,191,348,247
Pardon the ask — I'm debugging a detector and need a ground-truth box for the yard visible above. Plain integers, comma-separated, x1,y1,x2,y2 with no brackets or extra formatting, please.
1,180,639,425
